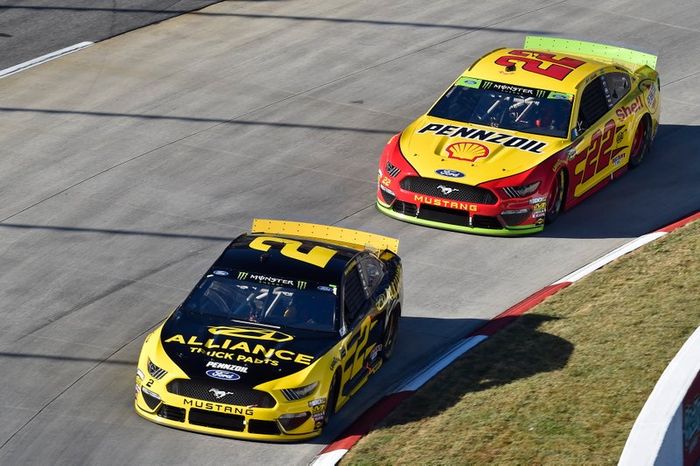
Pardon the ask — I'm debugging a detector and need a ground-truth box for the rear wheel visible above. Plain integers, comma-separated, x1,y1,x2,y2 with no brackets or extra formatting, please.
545,169,566,224
382,309,399,361
629,118,651,168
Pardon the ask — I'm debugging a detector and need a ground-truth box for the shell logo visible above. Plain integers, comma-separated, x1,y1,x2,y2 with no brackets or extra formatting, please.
445,141,490,162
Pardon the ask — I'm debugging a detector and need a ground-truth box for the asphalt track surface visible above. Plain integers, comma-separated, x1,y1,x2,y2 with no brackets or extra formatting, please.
0,1,698,464
0,0,223,69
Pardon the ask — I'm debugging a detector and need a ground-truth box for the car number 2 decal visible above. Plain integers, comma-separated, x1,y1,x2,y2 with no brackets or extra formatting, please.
249,236,337,268
494,50,585,80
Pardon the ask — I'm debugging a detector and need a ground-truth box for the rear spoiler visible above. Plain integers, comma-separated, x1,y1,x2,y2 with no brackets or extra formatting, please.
524,36,657,70
251,218,399,254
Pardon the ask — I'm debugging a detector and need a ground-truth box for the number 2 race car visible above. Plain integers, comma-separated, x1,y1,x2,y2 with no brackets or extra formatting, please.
377,36,660,235
135,219,402,441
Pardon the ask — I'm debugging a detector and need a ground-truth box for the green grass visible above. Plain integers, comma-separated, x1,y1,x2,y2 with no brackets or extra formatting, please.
343,220,700,465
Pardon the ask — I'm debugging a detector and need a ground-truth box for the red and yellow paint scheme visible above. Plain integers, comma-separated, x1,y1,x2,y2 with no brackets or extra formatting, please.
377,36,660,235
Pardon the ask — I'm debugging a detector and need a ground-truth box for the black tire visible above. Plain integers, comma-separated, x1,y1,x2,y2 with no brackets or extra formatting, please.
381,309,399,361
323,373,340,425
629,117,651,169
545,169,566,224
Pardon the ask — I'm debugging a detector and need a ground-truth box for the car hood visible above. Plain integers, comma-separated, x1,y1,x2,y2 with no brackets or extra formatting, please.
399,115,570,185
160,316,338,387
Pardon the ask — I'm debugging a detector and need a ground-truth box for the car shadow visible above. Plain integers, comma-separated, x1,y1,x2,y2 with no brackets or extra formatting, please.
537,123,700,239
310,313,573,444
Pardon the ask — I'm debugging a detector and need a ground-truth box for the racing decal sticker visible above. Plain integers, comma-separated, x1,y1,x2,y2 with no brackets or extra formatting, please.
183,399,254,416
208,326,294,342
494,50,585,80
418,124,547,153
571,118,627,195
435,168,465,178
457,76,574,101
445,141,489,162
374,274,401,312
209,388,236,400
615,95,644,120
639,78,659,114
249,236,337,268
206,361,248,373
437,185,460,196
206,369,241,381
163,333,314,366
413,194,477,212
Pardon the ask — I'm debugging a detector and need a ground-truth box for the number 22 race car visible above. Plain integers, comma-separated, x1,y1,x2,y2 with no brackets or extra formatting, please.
134,219,402,441
377,36,660,235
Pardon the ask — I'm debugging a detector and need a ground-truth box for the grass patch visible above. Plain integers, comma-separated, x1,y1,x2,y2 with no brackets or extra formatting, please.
343,220,700,465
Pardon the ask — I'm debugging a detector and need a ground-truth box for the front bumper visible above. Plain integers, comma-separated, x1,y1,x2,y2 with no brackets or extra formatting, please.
376,200,543,236
134,376,326,442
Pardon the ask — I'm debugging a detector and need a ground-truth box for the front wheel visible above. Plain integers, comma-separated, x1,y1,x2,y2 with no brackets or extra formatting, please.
545,169,566,224
629,118,651,169
323,373,340,426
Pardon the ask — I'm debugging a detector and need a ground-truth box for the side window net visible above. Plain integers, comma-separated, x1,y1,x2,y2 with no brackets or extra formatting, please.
578,78,609,132
344,268,366,323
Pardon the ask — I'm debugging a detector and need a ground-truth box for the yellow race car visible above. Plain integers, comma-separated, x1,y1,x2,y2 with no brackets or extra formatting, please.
377,36,660,235
134,219,402,441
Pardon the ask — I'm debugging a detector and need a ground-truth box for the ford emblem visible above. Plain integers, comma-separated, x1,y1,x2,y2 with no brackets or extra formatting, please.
435,169,464,178
206,369,240,381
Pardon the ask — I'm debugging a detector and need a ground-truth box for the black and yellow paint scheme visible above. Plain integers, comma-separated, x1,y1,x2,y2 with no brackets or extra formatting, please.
135,219,402,441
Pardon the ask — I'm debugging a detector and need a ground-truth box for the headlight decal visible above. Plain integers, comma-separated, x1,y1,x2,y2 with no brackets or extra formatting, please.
281,381,319,401
147,358,168,380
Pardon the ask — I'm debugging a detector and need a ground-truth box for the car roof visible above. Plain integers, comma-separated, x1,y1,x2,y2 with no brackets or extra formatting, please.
465,48,610,94
213,233,360,285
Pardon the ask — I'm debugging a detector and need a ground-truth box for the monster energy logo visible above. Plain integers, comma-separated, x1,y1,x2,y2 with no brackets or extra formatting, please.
479,80,550,99
237,272,249,280
297,281,307,289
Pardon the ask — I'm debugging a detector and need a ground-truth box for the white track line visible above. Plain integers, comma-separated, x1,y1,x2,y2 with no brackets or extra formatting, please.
554,232,666,284
0,41,94,79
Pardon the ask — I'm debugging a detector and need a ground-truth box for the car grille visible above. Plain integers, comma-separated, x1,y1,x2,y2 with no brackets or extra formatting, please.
472,215,503,230
392,201,418,217
188,408,245,431
157,404,185,422
500,211,530,227
400,177,498,204
418,204,469,227
167,379,276,408
248,419,281,435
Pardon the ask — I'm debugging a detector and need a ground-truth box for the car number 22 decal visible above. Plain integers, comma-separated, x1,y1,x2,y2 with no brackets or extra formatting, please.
572,119,626,194
494,50,585,80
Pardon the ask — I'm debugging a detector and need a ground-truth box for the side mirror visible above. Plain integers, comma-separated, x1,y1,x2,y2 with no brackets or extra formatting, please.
570,127,579,140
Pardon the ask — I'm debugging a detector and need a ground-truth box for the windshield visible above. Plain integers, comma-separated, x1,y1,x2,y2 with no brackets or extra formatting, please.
428,78,573,138
179,271,338,332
